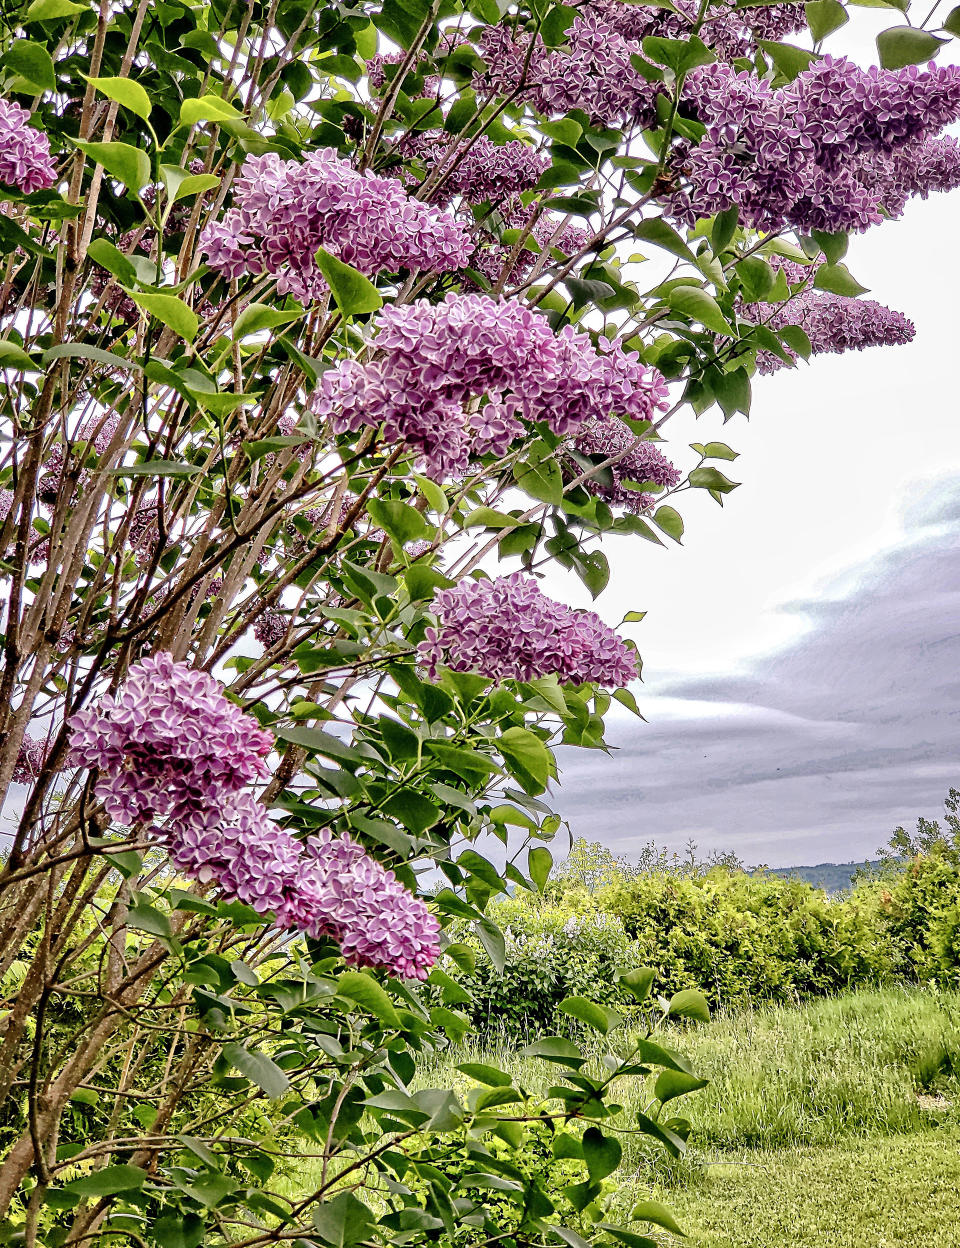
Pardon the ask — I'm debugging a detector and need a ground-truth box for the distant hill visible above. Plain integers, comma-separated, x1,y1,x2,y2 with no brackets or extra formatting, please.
761,861,883,894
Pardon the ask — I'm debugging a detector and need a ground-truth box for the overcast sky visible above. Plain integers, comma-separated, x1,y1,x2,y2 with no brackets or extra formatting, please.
549,12,960,867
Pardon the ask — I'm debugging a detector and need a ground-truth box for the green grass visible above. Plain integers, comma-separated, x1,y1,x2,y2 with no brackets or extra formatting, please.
650,1128,960,1247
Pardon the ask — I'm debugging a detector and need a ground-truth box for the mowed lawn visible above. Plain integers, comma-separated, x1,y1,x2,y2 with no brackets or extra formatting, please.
654,1128,960,1247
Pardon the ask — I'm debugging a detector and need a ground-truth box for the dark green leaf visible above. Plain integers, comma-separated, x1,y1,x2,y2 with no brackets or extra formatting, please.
336,970,401,1026
620,967,656,1003
652,506,683,542
582,1126,622,1181
688,466,739,493
312,1191,376,1248
456,1062,513,1087
667,285,733,335
64,1164,146,1197
221,1042,290,1098
86,238,137,286
757,39,818,79
805,0,848,41
74,140,150,192
813,262,869,296
4,41,56,93
560,996,622,1034
655,1069,709,1103
877,25,946,68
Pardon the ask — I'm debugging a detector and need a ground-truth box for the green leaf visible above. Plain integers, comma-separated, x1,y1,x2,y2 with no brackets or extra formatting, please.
688,466,739,494
316,248,382,314
232,301,301,338
810,228,848,265
41,341,143,372
757,39,818,79
711,206,738,252
560,996,622,1034
654,1069,709,1103
456,1062,513,1087
877,25,946,68
666,988,711,1023
498,726,552,791
515,454,563,505
83,74,151,119
642,34,715,75
945,6,960,36
171,172,220,203
582,1126,622,1181
779,324,812,358
221,1042,290,1099
152,1212,205,1248
86,238,137,287
632,218,695,263
702,441,739,460
620,967,656,1003
110,459,200,478
476,916,506,973
0,341,38,370
64,1164,147,1197
652,506,683,543
74,140,150,193
312,1191,376,1248
337,970,401,1026
629,1201,686,1237
127,901,171,939
804,0,848,41
4,41,56,93
522,1036,586,1067
376,0,432,49
367,498,429,544
813,262,869,297
577,549,610,599
179,95,243,126
666,285,733,335
463,506,517,528
125,290,198,342
25,0,85,20
529,845,553,891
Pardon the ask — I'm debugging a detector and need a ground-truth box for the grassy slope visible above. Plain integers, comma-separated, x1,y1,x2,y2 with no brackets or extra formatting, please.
656,1129,960,1247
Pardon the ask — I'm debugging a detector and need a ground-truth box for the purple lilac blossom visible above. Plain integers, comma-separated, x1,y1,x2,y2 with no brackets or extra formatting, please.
571,419,681,514
419,573,638,687
673,58,960,233
311,293,669,479
67,654,440,977
12,734,49,783
744,289,915,374
470,208,590,290
0,99,57,193
403,131,549,206
67,652,273,826
253,609,288,649
199,149,472,302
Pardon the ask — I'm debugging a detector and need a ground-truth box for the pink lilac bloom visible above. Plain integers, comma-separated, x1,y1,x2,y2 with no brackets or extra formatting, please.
744,289,915,374
11,734,49,783
419,573,638,687
67,654,438,977
672,58,960,233
311,293,669,479
199,149,472,302
0,99,57,193
571,419,681,514
403,131,549,206
859,135,960,217
253,609,288,649
67,652,273,826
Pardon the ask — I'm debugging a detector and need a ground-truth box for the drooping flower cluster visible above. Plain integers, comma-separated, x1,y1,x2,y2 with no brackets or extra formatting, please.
0,99,57,193
744,290,916,374
570,420,681,514
311,293,669,478
673,58,960,233
253,609,287,649
404,131,549,206
419,573,638,687
68,654,440,977
12,734,50,783
199,149,472,302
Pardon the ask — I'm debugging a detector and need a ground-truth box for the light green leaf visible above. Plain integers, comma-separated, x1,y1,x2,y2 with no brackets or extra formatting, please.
654,1068,709,1103
560,996,622,1034
632,218,696,263
315,248,382,314
232,301,302,338
666,988,711,1023
813,262,869,297
74,139,150,192
83,74,151,120
65,1164,147,1197
498,726,552,790
629,1200,687,1237
0,341,39,370
463,507,516,528
179,95,243,126
25,0,85,20
652,505,683,543
666,285,733,336
336,970,401,1025
528,845,553,891
804,0,848,41
125,290,199,342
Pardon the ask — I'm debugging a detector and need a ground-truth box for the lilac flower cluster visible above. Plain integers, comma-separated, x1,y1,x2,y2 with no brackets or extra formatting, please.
12,734,49,784
311,293,668,478
0,99,57,193
67,654,440,978
673,58,960,233
419,573,638,687
199,149,472,302
470,208,589,290
404,131,549,206
253,609,288,649
745,290,915,374
570,419,681,514
68,653,273,825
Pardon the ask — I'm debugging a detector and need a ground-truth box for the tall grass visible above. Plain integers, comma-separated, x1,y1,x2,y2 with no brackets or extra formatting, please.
420,987,960,1162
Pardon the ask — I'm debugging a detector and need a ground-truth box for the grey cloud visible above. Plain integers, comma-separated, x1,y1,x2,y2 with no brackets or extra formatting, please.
555,477,960,866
